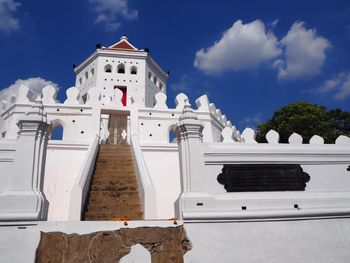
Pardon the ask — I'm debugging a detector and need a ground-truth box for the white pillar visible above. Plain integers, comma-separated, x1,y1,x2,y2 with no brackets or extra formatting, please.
0,102,49,222
175,102,206,219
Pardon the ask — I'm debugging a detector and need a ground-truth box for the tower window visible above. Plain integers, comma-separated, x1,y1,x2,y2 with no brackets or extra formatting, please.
153,76,158,85
117,64,125,74
85,71,89,79
130,66,137,75
91,68,95,75
148,72,152,79
79,78,82,85
104,64,112,73
159,82,163,91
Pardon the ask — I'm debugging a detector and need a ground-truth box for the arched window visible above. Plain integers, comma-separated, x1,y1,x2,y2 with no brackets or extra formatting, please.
130,66,137,75
79,78,82,85
49,120,65,140
148,72,152,80
117,64,125,74
159,82,163,91
91,68,95,75
104,64,112,73
168,125,177,143
153,76,157,85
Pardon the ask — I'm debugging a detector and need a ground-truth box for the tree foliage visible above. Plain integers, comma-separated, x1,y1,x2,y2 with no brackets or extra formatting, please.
256,101,350,143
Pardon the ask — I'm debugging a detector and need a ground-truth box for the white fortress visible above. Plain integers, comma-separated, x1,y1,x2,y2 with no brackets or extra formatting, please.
1,36,350,262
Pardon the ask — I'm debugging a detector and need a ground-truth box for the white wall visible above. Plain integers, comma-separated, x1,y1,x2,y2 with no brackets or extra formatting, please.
141,144,181,219
1,219,350,263
44,141,90,220
145,63,166,107
75,60,98,98
184,218,350,263
95,55,147,108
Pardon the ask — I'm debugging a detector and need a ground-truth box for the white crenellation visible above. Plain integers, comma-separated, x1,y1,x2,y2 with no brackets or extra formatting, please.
242,128,257,144
42,85,57,104
266,130,280,144
221,115,227,127
86,86,101,105
64,87,80,105
335,135,350,145
288,132,303,144
310,135,324,144
215,109,222,122
175,93,188,110
221,126,235,143
154,92,168,109
17,84,31,104
110,87,123,107
195,94,210,112
209,103,217,115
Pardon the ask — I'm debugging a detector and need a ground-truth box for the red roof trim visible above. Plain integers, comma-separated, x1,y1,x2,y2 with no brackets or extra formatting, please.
111,40,136,50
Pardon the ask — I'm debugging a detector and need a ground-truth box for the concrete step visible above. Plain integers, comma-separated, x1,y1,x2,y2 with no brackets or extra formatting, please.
86,198,141,208
82,143,143,221
90,184,138,191
86,203,142,213
95,163,135,167
94,165,136,170
97,152,133,156
91,177,137,184
84,211,143,221
87,190,140,200
95,158,134,161
93,172,136,177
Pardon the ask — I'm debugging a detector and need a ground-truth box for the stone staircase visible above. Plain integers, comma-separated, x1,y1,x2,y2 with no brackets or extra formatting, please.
83,144,143,220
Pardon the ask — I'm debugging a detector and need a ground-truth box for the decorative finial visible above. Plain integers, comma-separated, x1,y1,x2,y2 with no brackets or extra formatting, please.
121,35,128,41
180,99,198,121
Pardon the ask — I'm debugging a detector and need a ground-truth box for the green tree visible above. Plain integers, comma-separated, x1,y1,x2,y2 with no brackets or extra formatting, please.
256,101,350,143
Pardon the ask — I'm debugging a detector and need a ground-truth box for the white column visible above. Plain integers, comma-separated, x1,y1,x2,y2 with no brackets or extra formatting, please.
175,102,206,219
0,102,49,222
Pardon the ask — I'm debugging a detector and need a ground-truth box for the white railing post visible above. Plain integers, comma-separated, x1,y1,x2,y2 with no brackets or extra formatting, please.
175,101,206,219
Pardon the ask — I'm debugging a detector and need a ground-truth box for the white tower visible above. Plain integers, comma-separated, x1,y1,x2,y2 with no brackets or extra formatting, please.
74,36,168,108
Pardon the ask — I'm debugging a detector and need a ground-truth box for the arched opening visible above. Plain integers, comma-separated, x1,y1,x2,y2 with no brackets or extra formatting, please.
117,64,125,74
159,82,163,91
91,68,95,75
85,71,89,79
148,72,152,80
79,78,82,85
49,120,65,140
168,124,177,143
130,66,137,75
104,64,112,73
153,76,158,85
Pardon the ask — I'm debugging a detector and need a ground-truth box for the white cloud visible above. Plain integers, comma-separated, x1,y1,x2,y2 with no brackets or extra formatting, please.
314,72,350,100
89,0,137,31
275,21,331,80
0,77,59,104
0,0,21,33
194,20,331,81
194,20,281,74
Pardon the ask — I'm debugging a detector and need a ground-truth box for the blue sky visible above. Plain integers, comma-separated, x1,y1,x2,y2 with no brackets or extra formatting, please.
0,0,349,130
